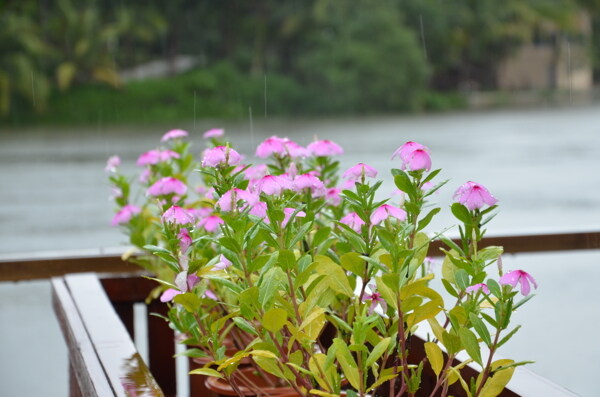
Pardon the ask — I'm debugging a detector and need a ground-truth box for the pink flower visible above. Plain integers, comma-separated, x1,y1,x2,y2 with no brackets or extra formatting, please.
212,254,232,271
160,288,182,302
244,164,268,181
216,188,259,211
201,146,242,167
453,181,498,210
188,207,212,220
162,206,195,225
148,177,187,196
249,202,268,219
110,187,123,200
362,291,387,315
203,128,225,139
161,129,188,142
340,212,365,233
342,163,378,181
137,149,180,166
370,204,407,225
282,208,306,228
178,228,192,253
256,136,288,158
139,169,151,184
255,136,307,158
137,150,161,166
392,141,432,171
465,283,490,294
198,215,224,233
111,205,141,226
286,163,298,179
285,140,309,158
160,273,200,302
307,140,344,156
499,270,538,296
204,290,218,301
105,155,121,173
421,181,434,191
326,188,342,206
292,174,326,197
255,175,290,195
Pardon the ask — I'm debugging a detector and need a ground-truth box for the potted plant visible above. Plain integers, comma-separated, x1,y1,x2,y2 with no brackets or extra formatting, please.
107,128,537,397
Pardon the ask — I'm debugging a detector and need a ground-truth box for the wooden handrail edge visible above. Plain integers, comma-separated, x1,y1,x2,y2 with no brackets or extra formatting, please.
3,231,599,282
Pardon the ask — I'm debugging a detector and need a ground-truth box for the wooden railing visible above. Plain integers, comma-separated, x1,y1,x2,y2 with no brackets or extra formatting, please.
41,231,598,397
3,231,600,282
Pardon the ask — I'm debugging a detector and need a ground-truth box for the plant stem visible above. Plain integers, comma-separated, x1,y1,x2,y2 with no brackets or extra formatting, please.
474,329,501,397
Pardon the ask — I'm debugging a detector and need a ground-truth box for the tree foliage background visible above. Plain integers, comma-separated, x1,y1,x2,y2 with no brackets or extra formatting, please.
0,0,595,122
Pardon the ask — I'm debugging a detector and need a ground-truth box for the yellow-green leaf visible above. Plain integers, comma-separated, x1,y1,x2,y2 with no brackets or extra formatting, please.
442,250,460,284
188,368,223,378
309,390,338,397
332,338,361,390
479,359,516,397
365,337,391,368
424,342,444,376
406,300,442,328
340,252,364,275
262,307,288,332
250,350,278,359
315,255,353,297
375,276,397,311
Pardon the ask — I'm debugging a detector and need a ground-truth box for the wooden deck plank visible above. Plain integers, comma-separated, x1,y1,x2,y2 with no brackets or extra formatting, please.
52,277,114,397
63,273,165,397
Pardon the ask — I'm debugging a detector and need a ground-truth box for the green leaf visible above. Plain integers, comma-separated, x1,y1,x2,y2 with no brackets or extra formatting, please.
451,203,472,224
442,332,461,355
188,367,223,378
262,308,288,333
393,171,417,200
424,342,444,376
258,267,287,309
455,269,470,291
469,313,492,347
175,348,208,359
232,317,258,336
417,207,441,231
486,278,502,298
173,293,200,313
476,246,504,262
288,221,313,249
278,249,296,271
441,279,459,298
458,328,482,366
340,252,365,276
315,255,353,297
332,338,361,390
497,325,521,349
313,227,332,248
253,355,294,380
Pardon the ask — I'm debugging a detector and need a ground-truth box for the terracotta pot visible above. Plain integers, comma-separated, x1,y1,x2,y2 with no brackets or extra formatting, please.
204,367,296,397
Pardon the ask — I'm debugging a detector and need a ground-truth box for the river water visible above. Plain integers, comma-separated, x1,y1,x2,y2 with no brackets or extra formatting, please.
1,105,599,396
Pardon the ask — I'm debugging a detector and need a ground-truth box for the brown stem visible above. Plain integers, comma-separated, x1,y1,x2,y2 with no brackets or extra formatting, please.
427,353,456,397
474,330,501,397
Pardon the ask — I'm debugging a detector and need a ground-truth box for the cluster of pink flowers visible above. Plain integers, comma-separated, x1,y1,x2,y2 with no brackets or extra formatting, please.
109,129,538,304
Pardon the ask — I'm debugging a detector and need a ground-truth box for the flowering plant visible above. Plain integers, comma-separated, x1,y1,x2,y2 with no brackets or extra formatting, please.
107,129,536,397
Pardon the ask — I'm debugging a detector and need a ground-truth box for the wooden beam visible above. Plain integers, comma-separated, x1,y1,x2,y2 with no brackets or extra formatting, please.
3,231,600,282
